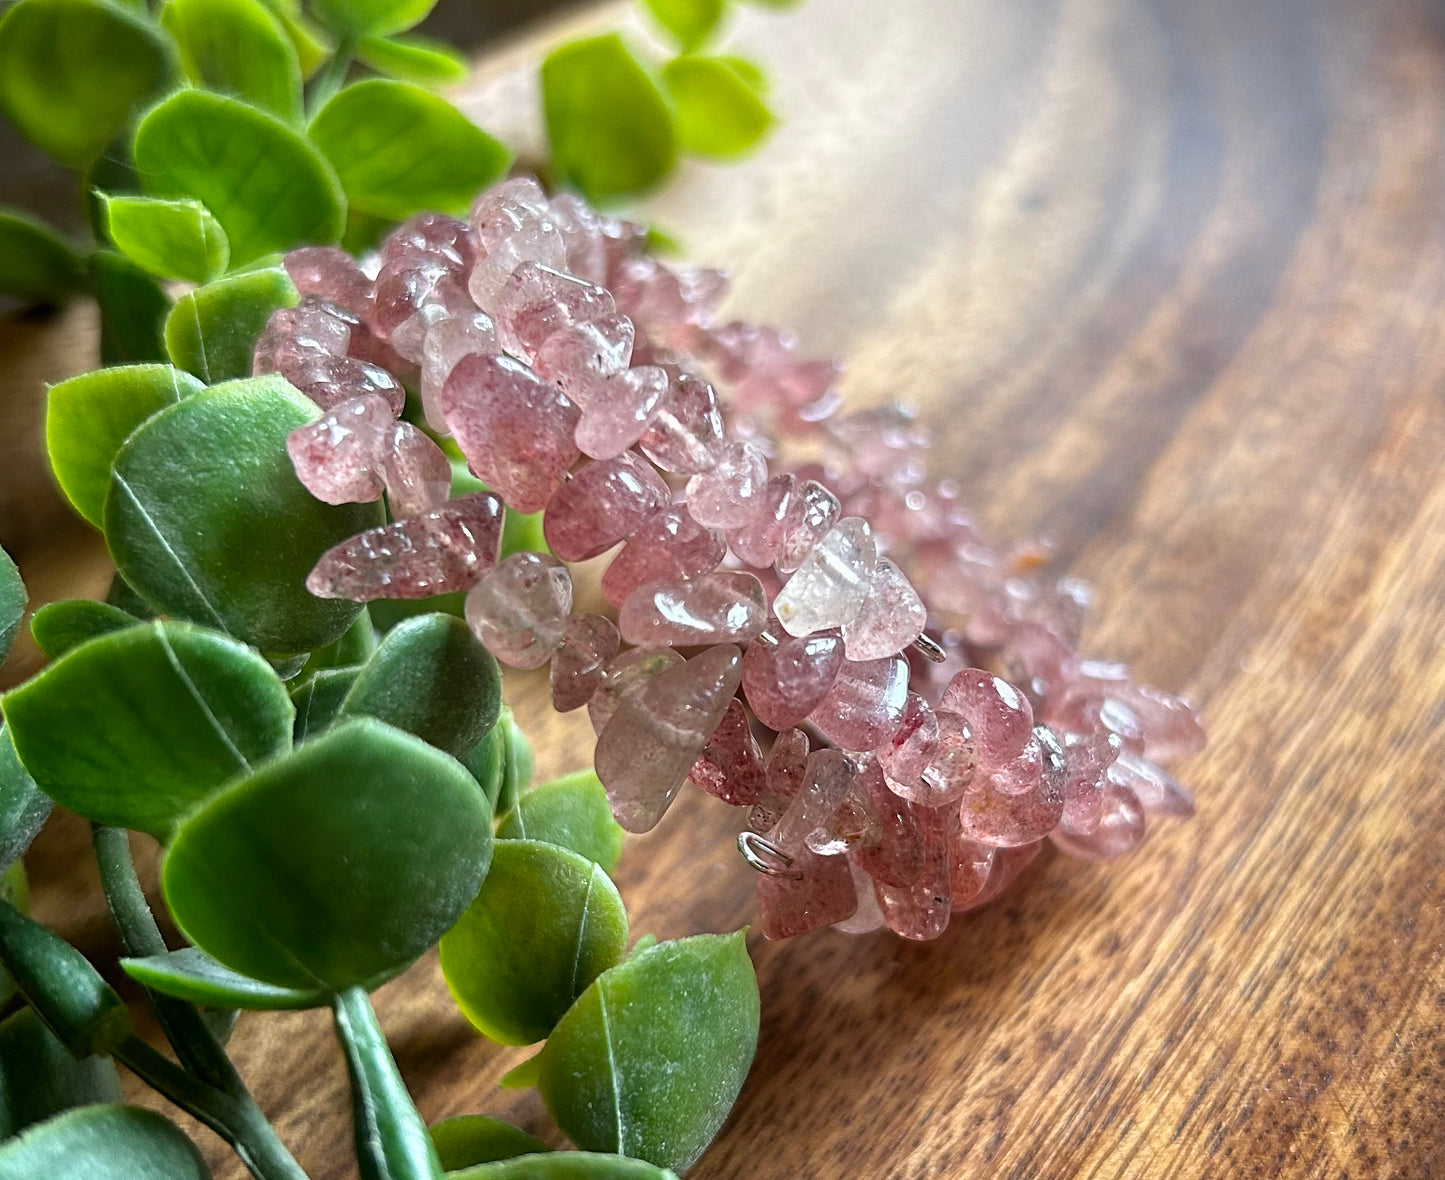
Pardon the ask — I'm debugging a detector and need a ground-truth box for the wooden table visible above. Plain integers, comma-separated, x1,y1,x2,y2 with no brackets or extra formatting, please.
7,0,1445,1176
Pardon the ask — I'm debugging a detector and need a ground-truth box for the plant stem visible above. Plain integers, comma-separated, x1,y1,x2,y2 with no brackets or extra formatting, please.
91,823,237,1092
117,1034,310,1180
332,986,444,1180
308,36,355,118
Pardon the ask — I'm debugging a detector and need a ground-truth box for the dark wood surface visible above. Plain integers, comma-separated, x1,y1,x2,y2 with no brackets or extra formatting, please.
6,0,1445,1176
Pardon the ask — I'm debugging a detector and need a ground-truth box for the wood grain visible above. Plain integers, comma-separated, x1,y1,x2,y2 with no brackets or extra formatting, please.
6,0,1445,1176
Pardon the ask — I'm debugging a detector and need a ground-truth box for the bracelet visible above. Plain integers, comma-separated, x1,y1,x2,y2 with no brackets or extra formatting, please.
260,177,1205,942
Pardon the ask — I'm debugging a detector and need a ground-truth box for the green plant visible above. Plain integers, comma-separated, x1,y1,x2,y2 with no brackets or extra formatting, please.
0,0,788,335
0,561,760,1177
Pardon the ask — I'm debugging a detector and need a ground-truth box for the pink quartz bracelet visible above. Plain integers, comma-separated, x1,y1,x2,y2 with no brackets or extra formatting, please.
260,178,1206,943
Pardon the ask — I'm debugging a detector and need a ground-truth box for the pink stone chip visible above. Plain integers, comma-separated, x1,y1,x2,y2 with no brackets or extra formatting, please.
954,842,1042,913
306,492,503,601
876,801,953,941
842,557,926,660
773,517,875,637
495,262,616,364
575,365,668,459
465,551,573,669
915,709,978,805
618,572,768,646
587,646,684,736
533,315,635,402
468,189,567,309
728,473,794,569
750,727,808,833
441,353,580,513
284,247,372,319
876,692,939,791
757,846,857,941
600,508,726,607
382,423,452,519
849,759,925,888
290,355,407,416
957,755,1065,848
689,699,766,806
1059,730,1122,835
542,453,670,562
594,645,743,832
1097,685,1207,764
639,372,726,474
1051,784,1145,860
949,834,996,911
550,613,621,713
808,653,908,751
834,859,887,934
741,625,844,731
1106,751,1195,818
769,748,857,854
684,440,767,529
774,478,841,575
286,394,393,505
420,311,499,432
940,668,1036,771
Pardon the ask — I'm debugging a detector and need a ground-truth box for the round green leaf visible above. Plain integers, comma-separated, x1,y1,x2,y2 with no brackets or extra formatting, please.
0,546,24,665
491,705,533,816
29,599,139,660
496,770,625,872
429,1116,548,1171
714,54,766,93
163,718,492,991
2,620,294,837
0,211,86,306
309,79,510,220
0,728,50,875
541,35,678,201
357,34,468,85
0,1007,123,1140
102,196,230,284
311,0,435,36
536,932,759,1173
47,364,204,528
165,268,298,384
134,89,346,266
642,0,724,51
122,947,327,1011
88,251,171,365
162,0,303,122
450,1155,678,1180
0,0,174,167
662,56,773,158
441,840,628,1046
290,665,360,741
0,1105,211,1180
105,377,379,653
339,613,500,759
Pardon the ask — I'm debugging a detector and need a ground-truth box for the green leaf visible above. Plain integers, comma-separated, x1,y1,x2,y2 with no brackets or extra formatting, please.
541,35,678,201
0,1007,123,1140
102,196,230,285
165,268,298,384
309,80,509,220
29,600,139,660
0,903,130,1058
88,252,171,365
662,55,773,157
47,364,205,528
714,54,766,93
497,1055,540,1091
496,770,625,873
2,620,294,838
258,0,331,77
105,572,157,620
0,729,50,876
642,0,724,51
0,0,174,168
105,377,379,653
0,211,85,306
492,706,533,816
290,665,360,740
357,34,468,85
162,718,492,991
311,0,435,36
122,947,328,1010
299,610,376,676
161,0,303,122
339,613,500,759
134,90,346,266
429,1117,547,1171
536,932,759,1173
0,1105,211,1180
440,841,628,1047
0,546,24,665
450,1154,677,1180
